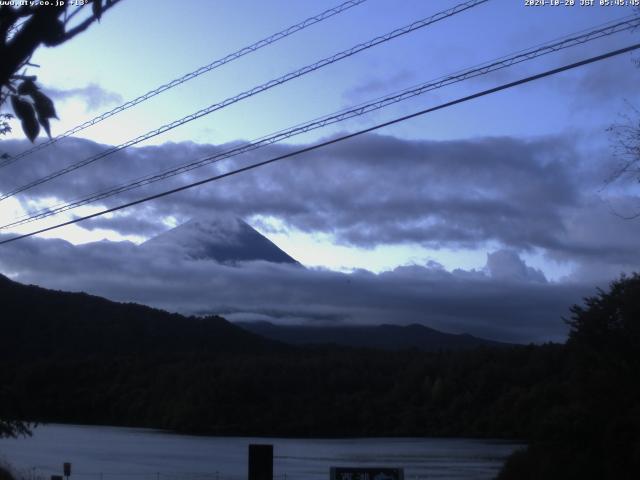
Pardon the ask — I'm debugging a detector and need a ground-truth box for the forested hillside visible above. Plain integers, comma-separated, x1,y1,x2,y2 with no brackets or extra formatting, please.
1,273,639,479
0,273,280,359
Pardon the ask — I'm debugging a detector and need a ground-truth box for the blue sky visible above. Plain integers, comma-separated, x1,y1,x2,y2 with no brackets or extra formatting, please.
16,0,636,145
0,0,639,341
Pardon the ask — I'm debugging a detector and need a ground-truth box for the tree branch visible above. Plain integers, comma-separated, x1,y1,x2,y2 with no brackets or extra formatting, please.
0,7,62,86
50,0,122,46
64,5,87,25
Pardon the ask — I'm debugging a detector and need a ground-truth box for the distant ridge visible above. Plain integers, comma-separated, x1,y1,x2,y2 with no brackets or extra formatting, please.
236,321,510,351
141,216,298,265
0,274,282,360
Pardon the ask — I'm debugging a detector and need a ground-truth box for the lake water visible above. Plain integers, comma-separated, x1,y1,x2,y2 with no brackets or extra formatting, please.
0,425,522,480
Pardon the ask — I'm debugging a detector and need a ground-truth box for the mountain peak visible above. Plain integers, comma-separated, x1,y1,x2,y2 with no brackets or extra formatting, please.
141,215,298,265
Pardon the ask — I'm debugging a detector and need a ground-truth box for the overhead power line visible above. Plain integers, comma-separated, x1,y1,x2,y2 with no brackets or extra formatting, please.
0,0,490,202
0,0,368,168
1,42,638,246
2,15,638,231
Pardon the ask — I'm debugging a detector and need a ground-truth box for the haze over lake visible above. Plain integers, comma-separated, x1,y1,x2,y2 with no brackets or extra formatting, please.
0,425,522,480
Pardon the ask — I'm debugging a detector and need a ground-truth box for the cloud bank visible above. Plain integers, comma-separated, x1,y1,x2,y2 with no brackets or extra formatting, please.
0,232,590,343
0,131,638,343
1,132,638,276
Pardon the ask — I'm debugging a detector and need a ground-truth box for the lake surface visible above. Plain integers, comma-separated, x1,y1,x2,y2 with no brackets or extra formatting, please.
0,425,522,480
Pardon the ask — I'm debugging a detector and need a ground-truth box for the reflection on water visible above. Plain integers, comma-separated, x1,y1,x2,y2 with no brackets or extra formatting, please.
0,424,522,480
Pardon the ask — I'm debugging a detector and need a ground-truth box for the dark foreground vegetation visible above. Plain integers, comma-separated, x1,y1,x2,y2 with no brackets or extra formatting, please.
497,273,640,480
0,465,14,480
1,273,639,479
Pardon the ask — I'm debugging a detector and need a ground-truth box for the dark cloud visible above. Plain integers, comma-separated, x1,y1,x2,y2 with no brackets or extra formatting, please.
0,137,224,212
342,70,416,103
555,51,640,110
44,83,124,111
2,132,639,277
0,232,590,343
80,212,166,237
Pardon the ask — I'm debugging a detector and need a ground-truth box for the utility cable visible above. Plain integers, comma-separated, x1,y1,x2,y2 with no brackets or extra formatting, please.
0,0,489,201
1,41,638,246
0,0,368,168
2,15,637,230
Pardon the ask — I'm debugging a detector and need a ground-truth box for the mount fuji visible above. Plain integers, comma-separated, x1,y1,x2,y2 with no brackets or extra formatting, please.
141,215,298,265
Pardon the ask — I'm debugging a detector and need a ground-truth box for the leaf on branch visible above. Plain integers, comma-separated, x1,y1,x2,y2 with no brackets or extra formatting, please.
10,95,32,121
93,0,103,21
10,95,40,142
17,79,39,96
29,91,57,138
39,116,52,138
0,118,11,136
42,19,66,46
31,90,58,120
22,116,40,142
21,116,40,142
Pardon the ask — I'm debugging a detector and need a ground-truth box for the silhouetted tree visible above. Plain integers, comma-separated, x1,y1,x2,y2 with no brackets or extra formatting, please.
607,104,640,217
606,36,640,217
0,0,121,142
498,273,640,480
566,273,640,353
0,418,32,439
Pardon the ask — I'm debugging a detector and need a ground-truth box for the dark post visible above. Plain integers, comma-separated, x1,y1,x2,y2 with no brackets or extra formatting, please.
63,464,71,479
248,444,273,480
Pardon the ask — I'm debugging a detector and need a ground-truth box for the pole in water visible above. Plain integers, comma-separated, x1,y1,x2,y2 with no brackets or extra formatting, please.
248,445,273,480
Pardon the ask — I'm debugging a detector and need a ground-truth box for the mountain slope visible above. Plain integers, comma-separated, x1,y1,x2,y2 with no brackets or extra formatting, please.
236,321,510,351
1,275,565,442
141,216,298,264
0,274,282,360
